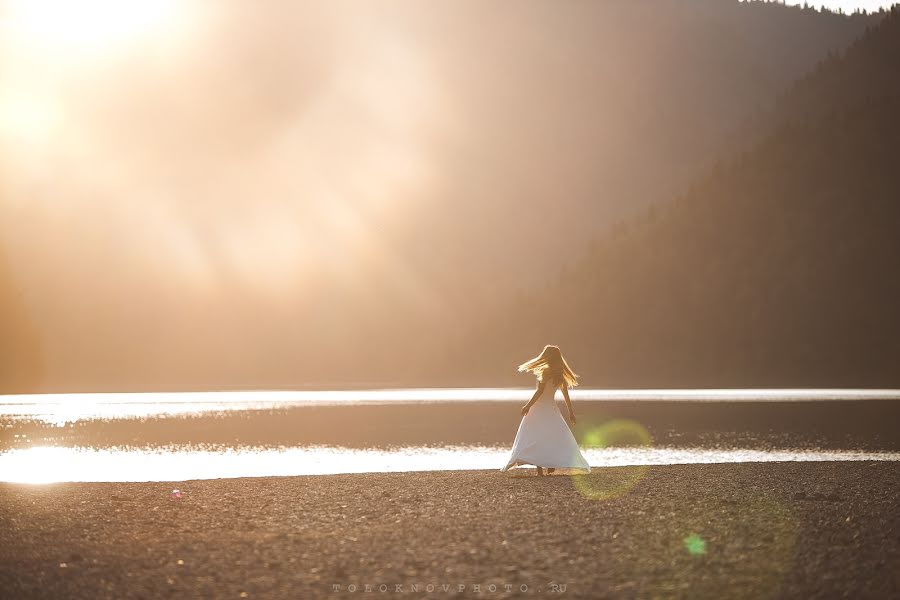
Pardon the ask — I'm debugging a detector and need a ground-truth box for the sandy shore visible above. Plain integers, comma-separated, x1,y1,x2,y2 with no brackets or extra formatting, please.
1,463,898,599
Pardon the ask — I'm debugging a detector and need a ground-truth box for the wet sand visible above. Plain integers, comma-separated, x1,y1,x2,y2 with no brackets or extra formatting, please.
1,462,898,599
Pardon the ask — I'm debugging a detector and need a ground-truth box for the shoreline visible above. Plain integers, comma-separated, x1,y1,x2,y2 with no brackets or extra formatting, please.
2,462,898,598
2,447,900,485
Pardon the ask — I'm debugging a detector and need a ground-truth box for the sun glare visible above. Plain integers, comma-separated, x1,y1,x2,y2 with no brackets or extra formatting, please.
2,0,179,52
0,0,189,172
0,90,62,146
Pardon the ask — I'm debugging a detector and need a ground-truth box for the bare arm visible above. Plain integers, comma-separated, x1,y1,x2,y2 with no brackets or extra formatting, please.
561,385,576,425
521,379,546,415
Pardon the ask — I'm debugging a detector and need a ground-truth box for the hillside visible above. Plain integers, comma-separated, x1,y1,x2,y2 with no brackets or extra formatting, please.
450,7,900,387
394,0,884,288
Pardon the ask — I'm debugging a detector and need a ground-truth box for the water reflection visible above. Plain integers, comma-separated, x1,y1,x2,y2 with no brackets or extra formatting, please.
2,388,900,425
1,445,897,484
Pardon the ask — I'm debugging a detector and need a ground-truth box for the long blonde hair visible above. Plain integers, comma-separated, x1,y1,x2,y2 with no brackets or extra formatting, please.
517,345,579,388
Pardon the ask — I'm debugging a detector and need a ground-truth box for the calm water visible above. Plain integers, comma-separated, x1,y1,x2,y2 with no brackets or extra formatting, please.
3,388,900,425
2,389,899,483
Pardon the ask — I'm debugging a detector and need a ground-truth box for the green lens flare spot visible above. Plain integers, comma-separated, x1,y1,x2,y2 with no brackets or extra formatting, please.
581,419,653,449
683,533,707,556
573,419,653,501
583,429,604,447
571,465,649,501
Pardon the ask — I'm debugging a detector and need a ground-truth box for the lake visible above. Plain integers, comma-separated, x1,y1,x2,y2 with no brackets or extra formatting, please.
4,387,900,424
2,388,899,483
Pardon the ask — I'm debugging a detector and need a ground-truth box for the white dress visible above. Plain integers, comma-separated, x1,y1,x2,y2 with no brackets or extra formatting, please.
501,381,591,474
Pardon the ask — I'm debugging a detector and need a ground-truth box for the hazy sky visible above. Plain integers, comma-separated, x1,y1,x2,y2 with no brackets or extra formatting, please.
0,1,446,291
0,1,473,388
0,0,889,390
3,0,885,294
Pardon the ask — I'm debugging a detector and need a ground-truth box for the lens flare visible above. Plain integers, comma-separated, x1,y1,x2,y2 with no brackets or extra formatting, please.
683,533,707,556
572,419,653,501
607,491,799,596
661,494,798,598
582,419,653,448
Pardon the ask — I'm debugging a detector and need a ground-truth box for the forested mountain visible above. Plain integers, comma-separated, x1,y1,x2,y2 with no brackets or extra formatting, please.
451,7,900,388
394,0,883,289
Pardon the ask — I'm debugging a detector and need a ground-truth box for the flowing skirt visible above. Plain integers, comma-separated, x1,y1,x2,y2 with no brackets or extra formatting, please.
501,398,590,474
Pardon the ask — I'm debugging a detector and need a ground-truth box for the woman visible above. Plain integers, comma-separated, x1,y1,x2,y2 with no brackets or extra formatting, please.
501,345,590,476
